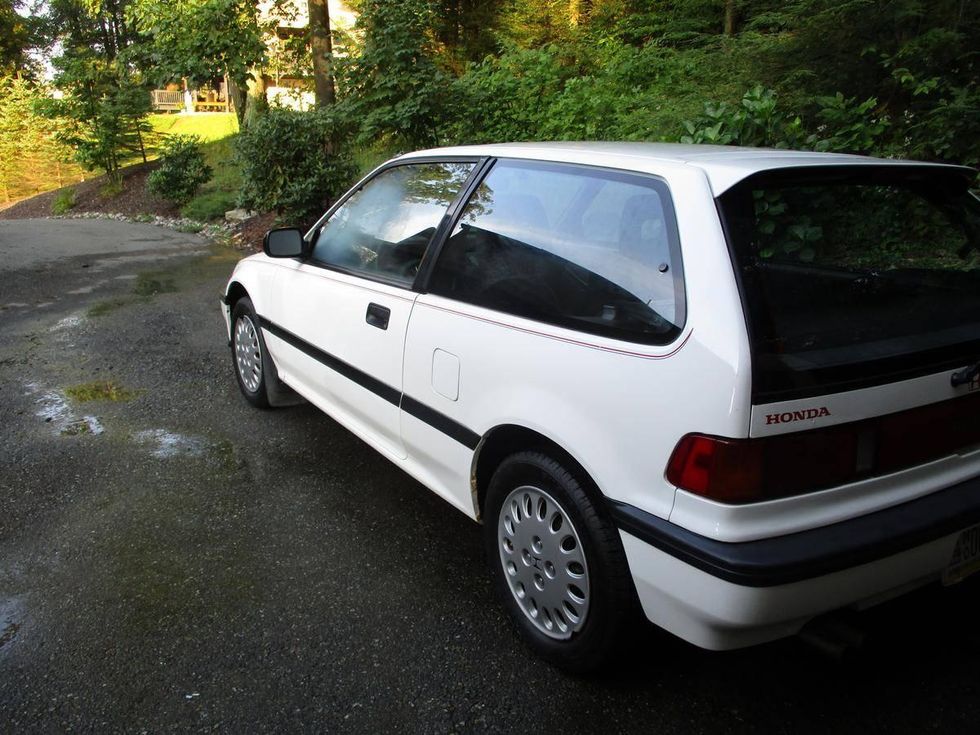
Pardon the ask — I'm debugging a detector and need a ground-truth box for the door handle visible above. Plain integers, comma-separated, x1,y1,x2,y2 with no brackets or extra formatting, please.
365,302,391,330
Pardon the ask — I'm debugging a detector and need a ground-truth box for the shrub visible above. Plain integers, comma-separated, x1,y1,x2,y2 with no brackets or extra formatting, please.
236,107,356,223
51,187,76,215
334,0,451,148
680,86,806,148
679,86,888,155
146,135,213,206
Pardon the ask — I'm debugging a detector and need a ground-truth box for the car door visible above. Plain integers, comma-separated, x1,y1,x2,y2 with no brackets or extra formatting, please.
263,160,478,460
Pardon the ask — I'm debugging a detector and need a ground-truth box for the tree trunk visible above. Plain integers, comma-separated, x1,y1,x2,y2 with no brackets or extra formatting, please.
724,0,736,35
136,124,147,164
308,0,336,107
228,77,247,126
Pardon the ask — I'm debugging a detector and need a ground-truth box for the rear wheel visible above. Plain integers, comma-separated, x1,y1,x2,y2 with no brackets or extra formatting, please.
484,451,636,672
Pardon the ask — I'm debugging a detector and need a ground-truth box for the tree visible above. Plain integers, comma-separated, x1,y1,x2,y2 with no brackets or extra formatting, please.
42,50,152,184
36,0,152,185
308,0,335,106
0,75,80,201
129,0,266,125
335,0,451,147
0,0,30,74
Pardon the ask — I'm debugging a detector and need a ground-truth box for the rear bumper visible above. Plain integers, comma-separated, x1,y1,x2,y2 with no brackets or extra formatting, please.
612,472,980,649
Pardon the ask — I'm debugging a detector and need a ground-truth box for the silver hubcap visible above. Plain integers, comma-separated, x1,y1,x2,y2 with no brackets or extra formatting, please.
498,485,590,640
234,315,262,393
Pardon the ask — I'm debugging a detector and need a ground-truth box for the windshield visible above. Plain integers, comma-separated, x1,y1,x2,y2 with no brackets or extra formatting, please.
717,166,980,401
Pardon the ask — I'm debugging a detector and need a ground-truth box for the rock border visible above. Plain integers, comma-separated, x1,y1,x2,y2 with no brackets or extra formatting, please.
44,211,238,245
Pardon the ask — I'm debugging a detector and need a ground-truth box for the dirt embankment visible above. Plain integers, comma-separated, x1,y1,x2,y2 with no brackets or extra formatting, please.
0,163,181,221
0,162,276,252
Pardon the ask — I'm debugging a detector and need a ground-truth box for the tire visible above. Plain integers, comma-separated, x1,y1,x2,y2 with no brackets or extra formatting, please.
484,451,636,672
230,297,271,408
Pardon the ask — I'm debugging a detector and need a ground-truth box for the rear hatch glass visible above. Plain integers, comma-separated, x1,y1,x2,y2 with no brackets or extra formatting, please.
717,165,980,402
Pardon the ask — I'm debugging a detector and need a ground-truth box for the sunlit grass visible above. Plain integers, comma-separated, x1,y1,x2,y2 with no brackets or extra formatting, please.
148,113,239,144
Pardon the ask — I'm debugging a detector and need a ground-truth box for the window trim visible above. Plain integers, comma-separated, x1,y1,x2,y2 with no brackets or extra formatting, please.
418,156,688,346
297,156,487,290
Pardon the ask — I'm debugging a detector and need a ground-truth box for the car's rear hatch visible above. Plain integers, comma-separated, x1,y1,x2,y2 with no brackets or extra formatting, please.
713,163,980,504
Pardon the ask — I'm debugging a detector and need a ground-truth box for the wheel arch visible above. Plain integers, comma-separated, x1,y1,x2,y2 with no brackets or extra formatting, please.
471,424,604,521
225,280,249,308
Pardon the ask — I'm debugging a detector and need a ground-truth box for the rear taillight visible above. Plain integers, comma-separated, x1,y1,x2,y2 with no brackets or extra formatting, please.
666,392,980,504
665,434,764,503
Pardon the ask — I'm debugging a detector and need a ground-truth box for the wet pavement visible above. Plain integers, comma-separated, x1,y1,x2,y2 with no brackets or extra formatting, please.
1,220,979,733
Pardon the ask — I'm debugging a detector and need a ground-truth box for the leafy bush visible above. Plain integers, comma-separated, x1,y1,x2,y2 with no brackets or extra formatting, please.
334,0,451,148
680,86,889,155
235,107,356,223
146,135,213,206
51,187,76,215
809,94,889,154
680,86,806,148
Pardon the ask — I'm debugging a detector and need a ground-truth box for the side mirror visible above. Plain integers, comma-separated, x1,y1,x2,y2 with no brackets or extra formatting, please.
263,228,305,258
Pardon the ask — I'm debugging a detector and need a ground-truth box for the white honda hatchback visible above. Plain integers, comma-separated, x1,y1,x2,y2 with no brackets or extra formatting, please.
222,142,980,670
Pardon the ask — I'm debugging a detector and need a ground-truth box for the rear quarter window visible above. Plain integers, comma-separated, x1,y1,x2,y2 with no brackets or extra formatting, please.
428,159,685,344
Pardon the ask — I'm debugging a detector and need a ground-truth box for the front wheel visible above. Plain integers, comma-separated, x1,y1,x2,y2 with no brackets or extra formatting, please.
231,297,270,408
484,451,637,672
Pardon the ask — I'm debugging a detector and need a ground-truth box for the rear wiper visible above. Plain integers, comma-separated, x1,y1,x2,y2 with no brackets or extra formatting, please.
951,360,980,387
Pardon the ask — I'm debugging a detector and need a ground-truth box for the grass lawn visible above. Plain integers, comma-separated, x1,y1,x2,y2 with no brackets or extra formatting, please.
148,112,239,144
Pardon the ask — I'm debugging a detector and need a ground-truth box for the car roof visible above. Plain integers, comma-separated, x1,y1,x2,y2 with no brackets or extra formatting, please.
398,142,975,196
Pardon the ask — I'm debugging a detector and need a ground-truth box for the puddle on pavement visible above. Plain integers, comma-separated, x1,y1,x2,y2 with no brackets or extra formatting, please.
134,429,209,459
23,382,105,437
87,250,207,273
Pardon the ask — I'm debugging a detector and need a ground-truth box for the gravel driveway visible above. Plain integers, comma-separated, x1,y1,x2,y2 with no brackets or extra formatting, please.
1,219,979,733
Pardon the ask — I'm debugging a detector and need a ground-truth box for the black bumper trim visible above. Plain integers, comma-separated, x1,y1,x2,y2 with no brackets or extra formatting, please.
609,473,980,587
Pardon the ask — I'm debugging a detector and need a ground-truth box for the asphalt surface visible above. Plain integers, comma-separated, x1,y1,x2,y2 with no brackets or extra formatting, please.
1,219,979,733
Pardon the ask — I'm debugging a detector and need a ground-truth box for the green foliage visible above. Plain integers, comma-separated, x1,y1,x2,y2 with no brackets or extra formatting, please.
0,74,81,201
236,107,357,223
128,0,266,125
146,135,212,206
51,186,76,215
680,85,890,155
681,86,805,147
450,44,577,143
335,0,451,148
181,135,241,221
181,189,236,221
36,0,151,184
0,0,30,74
809,93,889,155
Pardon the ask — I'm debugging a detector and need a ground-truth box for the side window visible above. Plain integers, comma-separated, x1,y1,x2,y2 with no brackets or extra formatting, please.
311,162,475,285
428,160,685,344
